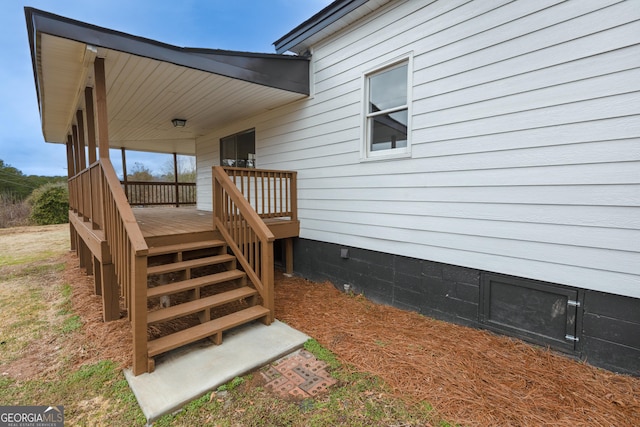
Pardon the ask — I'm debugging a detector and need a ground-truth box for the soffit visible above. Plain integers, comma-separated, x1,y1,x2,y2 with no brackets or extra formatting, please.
27,8,309,156
102,47,305,155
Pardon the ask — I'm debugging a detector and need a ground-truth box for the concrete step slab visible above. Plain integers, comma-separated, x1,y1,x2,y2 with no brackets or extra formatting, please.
124,320,309,423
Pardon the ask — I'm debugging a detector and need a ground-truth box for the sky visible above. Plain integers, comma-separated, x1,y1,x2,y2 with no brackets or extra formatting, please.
0,0,333,177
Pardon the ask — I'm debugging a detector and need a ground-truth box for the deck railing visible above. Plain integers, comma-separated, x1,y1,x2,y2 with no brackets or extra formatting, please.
222,167,297,221
121,181,196,207
213,166,275,323
69,159,149,375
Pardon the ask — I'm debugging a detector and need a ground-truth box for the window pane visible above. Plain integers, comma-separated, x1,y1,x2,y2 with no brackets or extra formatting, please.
369,64,407,113
370,109,408,151
236,131,255,168
220,130,256,168
220,136,236,166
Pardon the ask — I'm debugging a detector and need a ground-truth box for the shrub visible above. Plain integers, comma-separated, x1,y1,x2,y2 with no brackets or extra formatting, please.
28,183,69,225
0,193,31,228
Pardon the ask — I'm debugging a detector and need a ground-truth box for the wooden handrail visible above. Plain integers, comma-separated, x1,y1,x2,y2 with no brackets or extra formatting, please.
222,167,297,221
67,159,149,374
99,158,149,375
120,180,196,207
213,166,275,323
101,161,148,255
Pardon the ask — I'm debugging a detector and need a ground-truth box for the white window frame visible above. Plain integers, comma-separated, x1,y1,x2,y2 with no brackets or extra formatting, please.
360,53,413,161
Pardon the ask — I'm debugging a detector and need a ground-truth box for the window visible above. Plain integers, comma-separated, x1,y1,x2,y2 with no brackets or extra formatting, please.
220,129,256,168
362,58,411,159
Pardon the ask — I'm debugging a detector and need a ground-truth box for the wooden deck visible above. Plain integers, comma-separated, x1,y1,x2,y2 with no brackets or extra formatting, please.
68,164,298,375
133,207,213,239
133,206,299,242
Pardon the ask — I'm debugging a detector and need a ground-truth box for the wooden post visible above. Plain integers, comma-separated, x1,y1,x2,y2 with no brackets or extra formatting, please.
93,256,102,296
76,110,86,169
261,239,275,325
66,137,77,252
132,252,149,375
85,87,97,165
73,125,86,171
94,58,110,159
173,152,179,207
69,224,77,252
121,147,128,200
290,171,298,222
71,131,80,177
85,250,94,277
212,171,219,230
66,138,75,178
100,261,119,322
90,159,101,230
78,239,87,269
74,228,80,257
72,125,86,220
285,237,294,275
83,242,92,273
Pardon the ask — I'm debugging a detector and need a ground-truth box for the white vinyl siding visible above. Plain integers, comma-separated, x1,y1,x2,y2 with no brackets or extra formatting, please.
197,0,640,298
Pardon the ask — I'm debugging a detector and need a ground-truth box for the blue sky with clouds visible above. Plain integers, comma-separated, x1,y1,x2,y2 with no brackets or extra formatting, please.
0,0,332,177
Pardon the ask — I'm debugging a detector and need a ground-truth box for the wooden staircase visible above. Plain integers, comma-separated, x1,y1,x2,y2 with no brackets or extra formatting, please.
145,236,269,368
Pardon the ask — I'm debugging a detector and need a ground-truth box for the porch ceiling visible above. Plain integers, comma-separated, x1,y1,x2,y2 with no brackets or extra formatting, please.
26,8,310,156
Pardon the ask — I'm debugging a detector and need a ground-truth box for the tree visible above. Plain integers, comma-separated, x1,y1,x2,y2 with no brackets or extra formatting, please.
28,182,69,225
160,155,196,182
0,160,34,200
0,160,66,201
127,162,155,181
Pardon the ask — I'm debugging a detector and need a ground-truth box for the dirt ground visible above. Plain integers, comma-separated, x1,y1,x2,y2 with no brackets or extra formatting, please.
0,224,69,265
3,224,638,426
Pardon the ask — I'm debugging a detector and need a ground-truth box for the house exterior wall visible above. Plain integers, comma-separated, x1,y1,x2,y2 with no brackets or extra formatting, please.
198,0,640,299
196,0,640,373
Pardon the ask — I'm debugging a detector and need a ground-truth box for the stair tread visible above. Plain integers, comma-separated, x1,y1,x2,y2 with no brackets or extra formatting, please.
147,270,246,298
147,254,235,275
148,239,225,256
147,305,270,357
148,286,258,324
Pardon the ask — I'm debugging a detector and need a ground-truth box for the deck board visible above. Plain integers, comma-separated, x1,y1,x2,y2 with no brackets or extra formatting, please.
133,206,299,240
133,207,213,239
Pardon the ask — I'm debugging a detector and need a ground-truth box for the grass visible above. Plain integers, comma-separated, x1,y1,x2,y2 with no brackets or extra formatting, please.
60,314,83,334
153,339,447,426
216,375,248,392
0,268,50,364
0,225,455,426
1,361,146,426
0,234,146,425
0,223,69,266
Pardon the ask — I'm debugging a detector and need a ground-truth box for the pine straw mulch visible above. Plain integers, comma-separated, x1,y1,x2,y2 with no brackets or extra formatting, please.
62,252,132,370
274,272,640,427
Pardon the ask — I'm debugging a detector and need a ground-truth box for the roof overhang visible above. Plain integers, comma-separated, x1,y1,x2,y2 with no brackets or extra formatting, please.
274,0,391,55
25,7,310,155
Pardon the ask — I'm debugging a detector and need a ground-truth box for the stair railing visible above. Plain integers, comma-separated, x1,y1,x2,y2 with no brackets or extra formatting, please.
99,158,149,375
68,158,150,374
212,166,275,323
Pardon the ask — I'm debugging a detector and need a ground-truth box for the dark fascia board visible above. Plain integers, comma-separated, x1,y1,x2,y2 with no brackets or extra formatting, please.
24,7,310,101
273,0,368,54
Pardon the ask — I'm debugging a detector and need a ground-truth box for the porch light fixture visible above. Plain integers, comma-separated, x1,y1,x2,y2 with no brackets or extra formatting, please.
171,118,187,128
